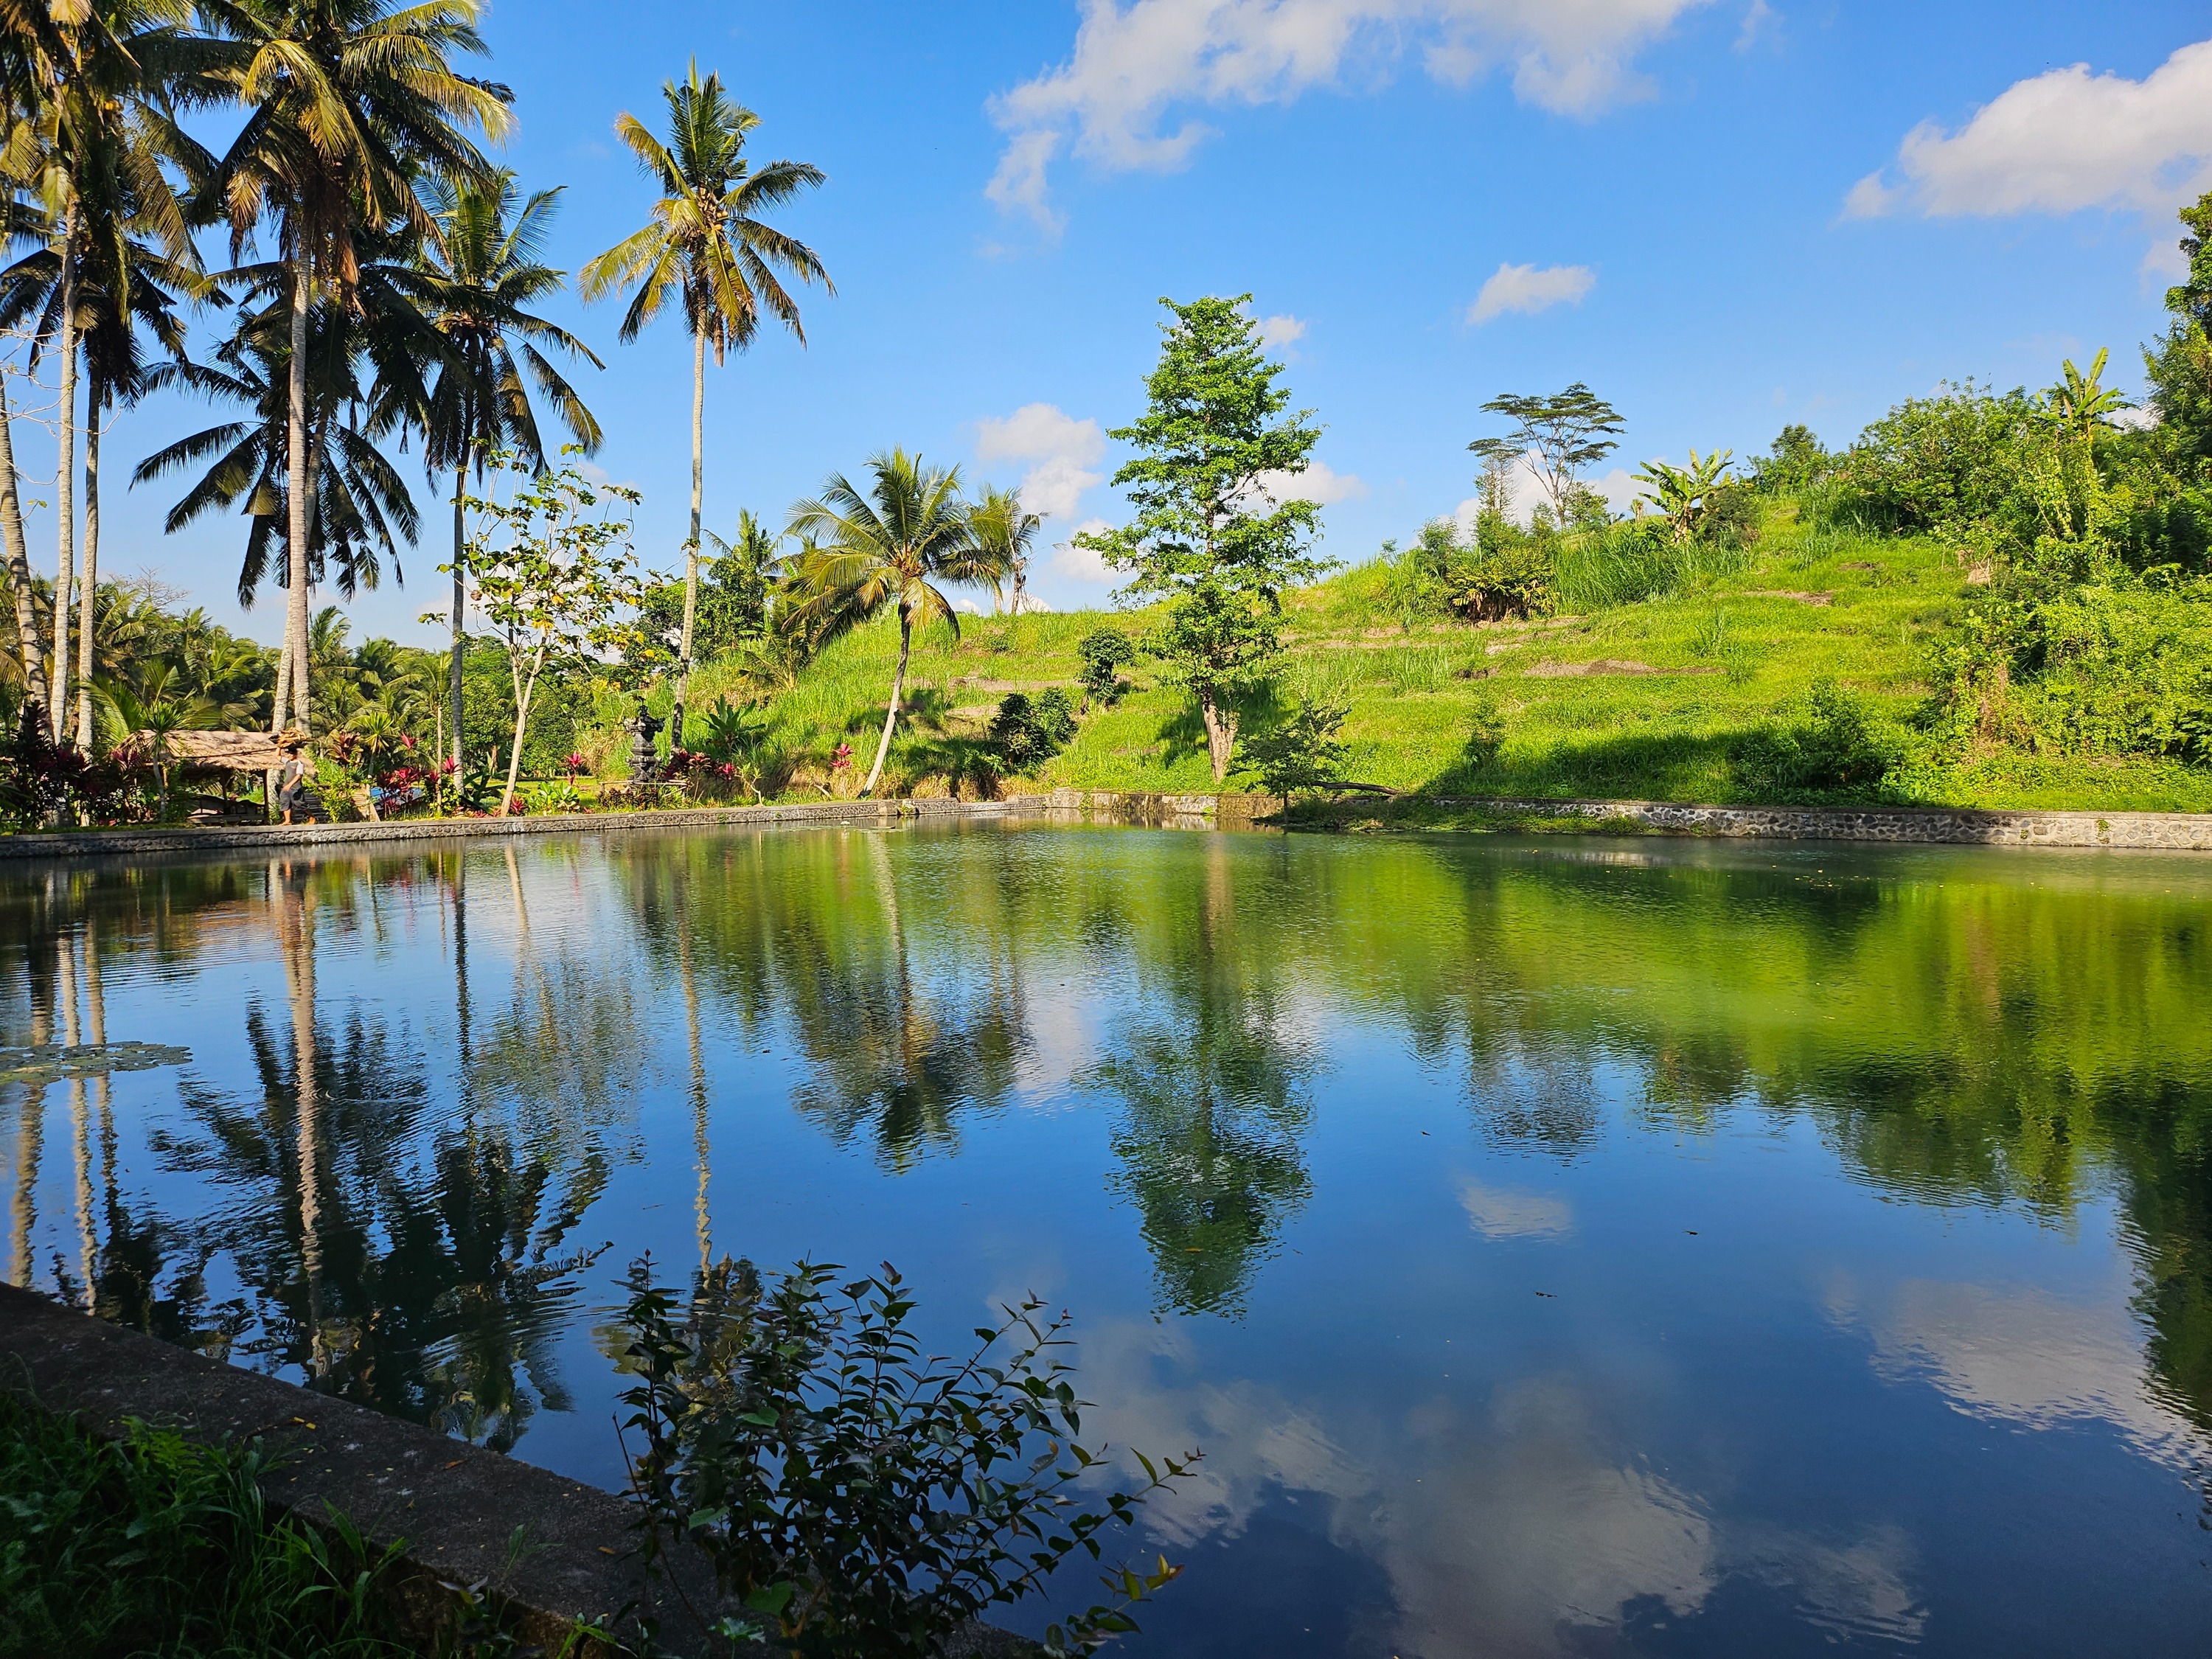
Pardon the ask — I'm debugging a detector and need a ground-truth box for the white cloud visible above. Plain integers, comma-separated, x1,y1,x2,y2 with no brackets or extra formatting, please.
1050,517,1117,583
989,0,1715,227
1249,458,1368,506
1469,260,1596,323
1848,38,2212,220
975,403,1107,521
1256,312,1308,349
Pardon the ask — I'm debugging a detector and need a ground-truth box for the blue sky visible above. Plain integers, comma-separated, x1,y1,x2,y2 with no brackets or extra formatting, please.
41,0,2212,641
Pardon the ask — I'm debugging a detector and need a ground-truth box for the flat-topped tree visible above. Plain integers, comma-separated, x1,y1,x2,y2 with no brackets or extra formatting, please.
1077,295,1329,782
1467,383,1624,526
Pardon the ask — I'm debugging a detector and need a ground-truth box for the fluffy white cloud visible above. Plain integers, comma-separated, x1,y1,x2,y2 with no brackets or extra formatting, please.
1256,312,1308,349
1469,260,1596,323
1050,517,1118,582
1249,458,1368,505
975,403,1107,521
990,0,1714,226
1848,37,2212,220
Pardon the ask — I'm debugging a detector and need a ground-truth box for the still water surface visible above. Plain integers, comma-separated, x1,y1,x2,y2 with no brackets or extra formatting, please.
4,824,2211,1655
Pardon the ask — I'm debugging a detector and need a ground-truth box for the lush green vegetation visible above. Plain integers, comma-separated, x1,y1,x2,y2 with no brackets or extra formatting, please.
0,0,2205,827
0,1391,414,1659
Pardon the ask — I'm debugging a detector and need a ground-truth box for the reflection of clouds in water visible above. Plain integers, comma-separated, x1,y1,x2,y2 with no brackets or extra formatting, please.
1072,1324,1943,1656
1459,1178,1575,1241
1071,1320,1366,1548
1382,1380,1715,1658
1826,1273,2199,1464
1738,1523,1925,1645
1014,984,1101,1099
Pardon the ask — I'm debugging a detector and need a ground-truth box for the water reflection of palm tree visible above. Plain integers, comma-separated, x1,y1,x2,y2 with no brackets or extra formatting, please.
140,858,614,1450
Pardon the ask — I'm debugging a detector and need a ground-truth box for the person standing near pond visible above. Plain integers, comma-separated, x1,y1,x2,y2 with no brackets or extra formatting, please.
276,733,313,826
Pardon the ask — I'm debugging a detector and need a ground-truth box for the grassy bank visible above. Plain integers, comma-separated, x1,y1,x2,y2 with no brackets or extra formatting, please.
0,1391,414,1659
654,506,2212,815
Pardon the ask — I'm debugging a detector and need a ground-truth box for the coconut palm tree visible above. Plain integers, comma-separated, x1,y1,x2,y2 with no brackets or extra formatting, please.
783,450,1004,799
970,485,1042,616
414,168,602,773
2,0,209,744
199,0,509,738
132,298,420,611
580,63,829,748
0,190,204,750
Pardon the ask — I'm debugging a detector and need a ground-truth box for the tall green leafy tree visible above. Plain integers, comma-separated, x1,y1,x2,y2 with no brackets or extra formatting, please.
580,63,830,746
2146,190,2212,469
784,450,1000,799
200,0,509,738
414,169,602,770
1076,295,1328,782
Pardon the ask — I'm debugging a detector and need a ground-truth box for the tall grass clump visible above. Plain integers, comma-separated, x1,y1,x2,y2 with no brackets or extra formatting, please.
0,1391,412,1658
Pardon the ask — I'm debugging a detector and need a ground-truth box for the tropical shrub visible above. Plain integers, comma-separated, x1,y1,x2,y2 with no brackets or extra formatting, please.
988,689,1078,773
613,1256,1195,1659
1834,383,2039,535
1077,629,1137,710
1734,681,1902,797
1239,698,1352,801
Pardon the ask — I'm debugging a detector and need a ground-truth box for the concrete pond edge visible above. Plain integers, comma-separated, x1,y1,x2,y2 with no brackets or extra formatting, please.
0,1283,1034,1657
0,787,2205,859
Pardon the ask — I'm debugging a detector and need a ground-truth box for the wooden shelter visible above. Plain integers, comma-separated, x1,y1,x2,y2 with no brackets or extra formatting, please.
129,729,292,771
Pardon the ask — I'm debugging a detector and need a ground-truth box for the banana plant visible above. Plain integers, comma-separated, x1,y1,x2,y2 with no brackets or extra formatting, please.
2042,347,2132,451
1633,448,1734,543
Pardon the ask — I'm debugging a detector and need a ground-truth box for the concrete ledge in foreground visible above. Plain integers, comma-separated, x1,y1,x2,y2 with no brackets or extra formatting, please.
0,1283,1034,1657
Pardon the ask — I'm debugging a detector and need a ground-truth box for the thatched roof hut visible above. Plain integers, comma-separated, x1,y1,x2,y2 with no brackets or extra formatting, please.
131,729,294,771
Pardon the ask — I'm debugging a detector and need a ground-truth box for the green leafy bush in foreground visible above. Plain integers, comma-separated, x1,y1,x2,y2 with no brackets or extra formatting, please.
614,1256,1197,1658
0,1391,410,1659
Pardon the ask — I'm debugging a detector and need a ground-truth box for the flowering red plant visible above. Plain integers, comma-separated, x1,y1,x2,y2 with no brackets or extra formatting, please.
830,742,853,772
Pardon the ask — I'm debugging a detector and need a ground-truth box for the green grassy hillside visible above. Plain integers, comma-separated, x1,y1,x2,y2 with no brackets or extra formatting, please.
661,507,2212,814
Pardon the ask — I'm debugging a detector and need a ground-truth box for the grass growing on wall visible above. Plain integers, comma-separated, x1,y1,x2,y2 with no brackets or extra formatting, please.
592,505,2212,814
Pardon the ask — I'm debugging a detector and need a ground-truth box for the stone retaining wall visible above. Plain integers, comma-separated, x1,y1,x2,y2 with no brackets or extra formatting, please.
1,788,2205,860
1419,795,2212,850
0,793,1048,861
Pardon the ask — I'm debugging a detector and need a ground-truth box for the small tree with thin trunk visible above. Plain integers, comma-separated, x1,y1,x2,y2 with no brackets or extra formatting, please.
457,451,647,815
1076,296,1329,782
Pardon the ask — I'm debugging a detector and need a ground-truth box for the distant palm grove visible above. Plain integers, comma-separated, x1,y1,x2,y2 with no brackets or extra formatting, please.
2,1,2211,828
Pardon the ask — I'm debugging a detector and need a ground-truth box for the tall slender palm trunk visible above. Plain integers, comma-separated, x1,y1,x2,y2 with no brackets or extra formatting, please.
74,387,100,751
283,262,313,735
0,369,46,723
673,326,706,751
860,610,911,799
50,201,79,745
450,465,467,773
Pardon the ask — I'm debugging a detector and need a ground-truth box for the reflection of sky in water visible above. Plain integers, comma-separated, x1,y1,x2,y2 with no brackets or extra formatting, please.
4,826,2212,1657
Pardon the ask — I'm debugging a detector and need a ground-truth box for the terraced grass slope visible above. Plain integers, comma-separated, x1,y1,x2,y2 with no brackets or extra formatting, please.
674,508,2212,814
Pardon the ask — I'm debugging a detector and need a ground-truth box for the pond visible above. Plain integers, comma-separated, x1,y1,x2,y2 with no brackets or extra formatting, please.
3,822,2211,1656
